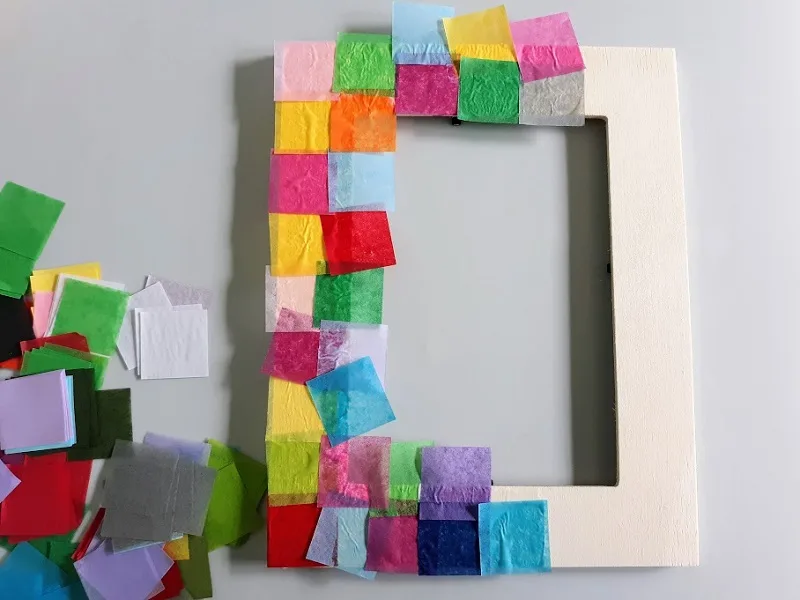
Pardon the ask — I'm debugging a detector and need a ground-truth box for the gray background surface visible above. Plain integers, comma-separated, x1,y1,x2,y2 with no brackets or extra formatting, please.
0,0,794,598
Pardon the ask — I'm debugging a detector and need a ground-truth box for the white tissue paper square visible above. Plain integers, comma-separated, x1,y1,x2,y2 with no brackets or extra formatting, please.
135,305,202,376
145,275,212,309
138,309,209,379
117,283,172,371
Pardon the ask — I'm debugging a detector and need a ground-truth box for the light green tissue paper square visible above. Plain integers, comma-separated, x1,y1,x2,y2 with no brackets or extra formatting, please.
50,279,129,356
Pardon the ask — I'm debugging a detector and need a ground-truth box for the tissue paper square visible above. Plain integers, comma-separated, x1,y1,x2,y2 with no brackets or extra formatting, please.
274,101,331,154
392,2,455,65
306,507,338,565
320,212,397,274
519,71,585,126
333,33,394,93
419,446,491,521
441,5,516,63
418,519,480,575
275,41,337,101
0,182,64,262
269,213,327,276
509,13,584,83
313,269,384,327
265,269,316,331
269,153,329,214
478,501,551,575
306,358,395,446
261,309,321,384
317,435,390,509
365,516,418,573
457,57,520,124
336,507,369,569
330,94,397,152
144,276,212,309
395,65,459,116
138,309,209,379
267,440,320,506
49,279,129,356
117,282,172,370
267,504,323,568
267,378,326,442
328,153,395,212
317,320,388,384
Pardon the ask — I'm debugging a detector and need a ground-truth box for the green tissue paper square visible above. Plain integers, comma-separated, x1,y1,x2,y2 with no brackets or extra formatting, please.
50,279,129,356
20,345,108,389
313,268,384,327
68,388,132,461
178,535,213,599
333,33,395,93
370,440,433,517
203,440,269,550
0,182,64,260
457,58,520,124
0,248,35,298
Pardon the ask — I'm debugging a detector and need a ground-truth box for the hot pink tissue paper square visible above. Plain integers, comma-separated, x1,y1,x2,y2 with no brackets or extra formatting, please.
269,153,329,215
510,13,585,83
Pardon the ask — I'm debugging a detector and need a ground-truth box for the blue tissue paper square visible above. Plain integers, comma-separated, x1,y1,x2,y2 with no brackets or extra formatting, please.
392,2,455,65
306,357,395,446
418,520,480,576
478,501,551,575
328,152,395,212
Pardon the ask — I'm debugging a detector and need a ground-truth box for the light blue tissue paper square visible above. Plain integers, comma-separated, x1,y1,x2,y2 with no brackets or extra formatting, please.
392,2,455,65
336,508,369,569
478,501,551,575
328,152,395,212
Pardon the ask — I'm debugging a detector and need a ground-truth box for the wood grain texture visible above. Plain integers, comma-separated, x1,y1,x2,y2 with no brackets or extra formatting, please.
492,47,698,568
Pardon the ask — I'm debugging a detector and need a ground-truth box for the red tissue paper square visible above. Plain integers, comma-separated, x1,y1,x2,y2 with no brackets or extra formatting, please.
20,332,90,354
395,65,459,117
267,504,323,568
320,212,397,275
365,516,419,573
0,453,91,540
150,563,185,600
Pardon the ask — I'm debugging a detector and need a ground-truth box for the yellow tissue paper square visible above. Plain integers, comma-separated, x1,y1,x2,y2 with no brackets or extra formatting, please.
30,262,102,293
442,5,517,63
269,213,326,276
266,377,325,442
164,535,190,561
274,101,331,154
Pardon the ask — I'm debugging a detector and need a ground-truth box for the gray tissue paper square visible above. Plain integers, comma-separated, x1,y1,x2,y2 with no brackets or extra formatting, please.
519,71,585,127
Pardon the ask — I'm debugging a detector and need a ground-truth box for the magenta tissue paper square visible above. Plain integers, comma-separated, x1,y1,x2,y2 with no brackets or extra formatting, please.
395,65,458,116
261,308,320,383
510,13,585,83
365,516,419,573
269,153,329,214
318,436,390,509
274,41,338,101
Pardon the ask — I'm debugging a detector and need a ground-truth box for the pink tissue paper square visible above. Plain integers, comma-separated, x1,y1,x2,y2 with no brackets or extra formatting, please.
395,65,458,117
32,292,54,338
275,41,338,101
365,517,418,573
318,436,390,509
510,13,585,83
269,153,329,214
261,309,320,383
265,269,316,332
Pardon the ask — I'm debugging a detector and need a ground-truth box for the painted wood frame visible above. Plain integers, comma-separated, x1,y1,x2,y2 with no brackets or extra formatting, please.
492,47,699,568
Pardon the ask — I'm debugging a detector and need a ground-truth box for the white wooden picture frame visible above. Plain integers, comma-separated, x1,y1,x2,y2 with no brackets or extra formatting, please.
492,46,699,568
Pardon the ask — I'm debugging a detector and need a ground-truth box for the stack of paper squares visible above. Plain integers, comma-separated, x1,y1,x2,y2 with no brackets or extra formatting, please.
0,370,75,454
29,262,102,338
101,440,217,544
0,182,65,299
117,277,211,380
